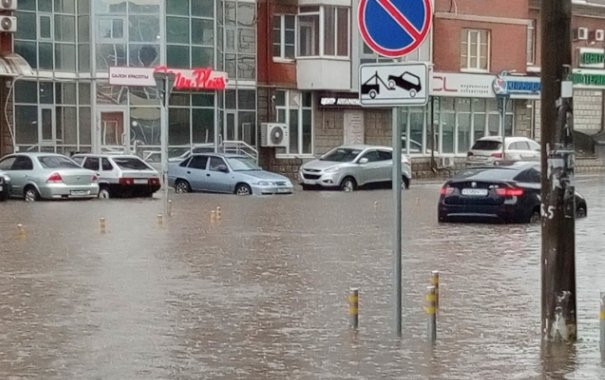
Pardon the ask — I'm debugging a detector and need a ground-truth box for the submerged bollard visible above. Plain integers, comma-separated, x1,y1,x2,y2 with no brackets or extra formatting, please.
157,213,163,225
210,210,216,223
599,292,605,359
431,271,440,311
425,285,437,343
348,288,359,329
167,199,173,217
99,218,106,233
216,206,222,219
17,224,26,238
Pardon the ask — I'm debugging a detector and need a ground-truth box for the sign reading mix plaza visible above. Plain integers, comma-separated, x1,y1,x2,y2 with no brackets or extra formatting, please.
109,66,228,90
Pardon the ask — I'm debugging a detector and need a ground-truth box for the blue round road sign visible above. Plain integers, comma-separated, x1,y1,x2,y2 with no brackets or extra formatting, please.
358,0,432,58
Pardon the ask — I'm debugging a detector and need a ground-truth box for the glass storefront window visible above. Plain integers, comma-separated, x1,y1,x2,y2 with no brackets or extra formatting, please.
79,107,91,146
169,108,190,145
128,15,159,42
55,15,76,41
441,113,455,153
96,43,127,69
167,45,190,68
473,114,486,143
167,0,189,15
192,108,214,143
15,81,37,103
457,113,472,153
192,0,214,18
409,111,424,154
192,19,214,45
57,106,78,145
130,107,161,146
15,106,38,144
167,17,189,43
55,44,76,71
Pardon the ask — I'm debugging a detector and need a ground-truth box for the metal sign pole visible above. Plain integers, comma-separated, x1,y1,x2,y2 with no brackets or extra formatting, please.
161,76,169,216
392,107,402,337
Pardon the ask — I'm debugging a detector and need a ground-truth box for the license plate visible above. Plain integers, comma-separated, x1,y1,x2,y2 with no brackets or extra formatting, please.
134,179,148,184
70,190,89,196
461,188,488,196
277,188,291,193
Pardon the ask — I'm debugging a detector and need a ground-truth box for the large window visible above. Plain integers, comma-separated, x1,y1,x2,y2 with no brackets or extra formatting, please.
275,90,313,155
273,14,295,60
460,29,489,71
298,6,349,58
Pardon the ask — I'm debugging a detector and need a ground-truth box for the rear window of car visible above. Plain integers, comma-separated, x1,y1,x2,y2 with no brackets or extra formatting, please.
38,156,80,169
471,140,502,150
112,157,150,170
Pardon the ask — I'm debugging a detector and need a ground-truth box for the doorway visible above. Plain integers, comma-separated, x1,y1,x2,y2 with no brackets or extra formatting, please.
97,110,126,152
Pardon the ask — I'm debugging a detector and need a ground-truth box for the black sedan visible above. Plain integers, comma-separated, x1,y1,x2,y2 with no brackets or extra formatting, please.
0,171,8,201
438,162,587,223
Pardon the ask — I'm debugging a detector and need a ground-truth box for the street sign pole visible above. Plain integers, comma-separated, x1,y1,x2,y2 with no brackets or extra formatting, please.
154,71,176,217
392,107,402,337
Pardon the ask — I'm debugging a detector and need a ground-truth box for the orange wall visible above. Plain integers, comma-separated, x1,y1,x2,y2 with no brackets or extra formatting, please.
435,0,529,19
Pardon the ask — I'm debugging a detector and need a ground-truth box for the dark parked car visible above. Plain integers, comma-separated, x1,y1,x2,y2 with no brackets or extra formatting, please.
438,162,587,223
0,170,9,201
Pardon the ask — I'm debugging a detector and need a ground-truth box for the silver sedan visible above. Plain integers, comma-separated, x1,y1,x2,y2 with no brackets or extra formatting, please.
299,144,412,191
0,153,99,201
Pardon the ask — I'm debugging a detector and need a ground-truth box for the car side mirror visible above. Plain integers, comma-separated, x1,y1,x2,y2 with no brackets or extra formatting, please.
359,157,369,164
218,164,229,173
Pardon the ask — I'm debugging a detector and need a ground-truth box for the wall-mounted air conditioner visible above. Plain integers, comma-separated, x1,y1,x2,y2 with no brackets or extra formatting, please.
0,0,16,11
260,123,289,148
0,16,16,33
575,27,588,40
596,29,605,42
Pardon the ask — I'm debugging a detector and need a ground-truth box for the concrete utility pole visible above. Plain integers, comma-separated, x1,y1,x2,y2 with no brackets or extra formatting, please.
540,0,577,342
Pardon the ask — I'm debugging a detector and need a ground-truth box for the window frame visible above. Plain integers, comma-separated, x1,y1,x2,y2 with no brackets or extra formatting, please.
527,20,536,66
297,5,349,59
273,14,296,62
275,90,314,158
460,28,490,72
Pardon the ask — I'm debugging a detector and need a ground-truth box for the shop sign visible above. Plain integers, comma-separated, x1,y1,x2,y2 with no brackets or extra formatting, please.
109,66,228,90
431,72,495,98
572,68,605,89
500,76,541,100
319,97,361,107
578,48,604,69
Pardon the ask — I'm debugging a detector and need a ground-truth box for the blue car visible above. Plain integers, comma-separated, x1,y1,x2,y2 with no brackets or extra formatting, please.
168,153,293,196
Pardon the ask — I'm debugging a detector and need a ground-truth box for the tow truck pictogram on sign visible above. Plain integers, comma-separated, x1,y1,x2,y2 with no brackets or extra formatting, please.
359,63,429,106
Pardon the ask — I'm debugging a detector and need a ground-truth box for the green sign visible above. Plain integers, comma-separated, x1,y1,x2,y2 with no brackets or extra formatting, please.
579,48,605,68
573,69,605,89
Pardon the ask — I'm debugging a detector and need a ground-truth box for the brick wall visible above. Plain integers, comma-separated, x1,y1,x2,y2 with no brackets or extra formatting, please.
314,109,344,155
258,146,301,182
573,90,602,134
363,109,392,146
514,100,533,138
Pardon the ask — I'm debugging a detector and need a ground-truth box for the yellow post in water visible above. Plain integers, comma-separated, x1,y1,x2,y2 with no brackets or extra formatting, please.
348,288,359,329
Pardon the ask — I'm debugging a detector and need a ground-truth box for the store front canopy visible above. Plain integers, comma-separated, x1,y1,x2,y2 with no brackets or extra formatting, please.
0,53,34,77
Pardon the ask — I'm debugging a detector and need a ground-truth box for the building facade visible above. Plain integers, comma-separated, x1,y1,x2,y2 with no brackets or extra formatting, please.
1,0,258,159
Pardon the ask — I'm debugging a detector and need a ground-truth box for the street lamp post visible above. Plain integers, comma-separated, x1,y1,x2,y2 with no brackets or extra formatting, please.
493,71,512,160
154,71,176,216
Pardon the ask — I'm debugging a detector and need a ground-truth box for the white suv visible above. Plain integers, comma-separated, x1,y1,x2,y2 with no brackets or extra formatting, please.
466,136,540,167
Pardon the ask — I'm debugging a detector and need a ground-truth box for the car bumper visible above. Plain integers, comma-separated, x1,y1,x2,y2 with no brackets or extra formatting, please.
39,183,99,199
438,203,527,223
298,171,343,188
251,185,294,195
466,157,496,167
108,183,161,195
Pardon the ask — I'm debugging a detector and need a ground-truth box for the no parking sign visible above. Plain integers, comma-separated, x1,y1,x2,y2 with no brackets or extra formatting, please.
358,0,432,58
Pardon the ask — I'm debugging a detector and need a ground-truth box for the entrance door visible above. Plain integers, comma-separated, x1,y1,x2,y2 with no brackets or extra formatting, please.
224,111,236,141
39,106,56,152
97,110,126,152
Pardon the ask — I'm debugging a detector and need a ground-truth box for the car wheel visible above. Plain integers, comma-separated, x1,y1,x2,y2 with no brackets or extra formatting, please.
402,176,410,189
175,180,191,194
528,209,541,224
340,177,356,192
388,80,396,89
235,183,252,196
98,187,111,199
24,186,39,202
409,89,417,98
576,205,587,218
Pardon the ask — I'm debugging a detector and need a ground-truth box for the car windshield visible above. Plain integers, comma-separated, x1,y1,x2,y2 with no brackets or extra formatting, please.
38,156,80,169
320,148,361,162
112,157,151,170
472,140,502,150
226,157,261,171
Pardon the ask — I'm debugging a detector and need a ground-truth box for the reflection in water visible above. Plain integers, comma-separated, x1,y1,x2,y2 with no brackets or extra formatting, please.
0,175,604,378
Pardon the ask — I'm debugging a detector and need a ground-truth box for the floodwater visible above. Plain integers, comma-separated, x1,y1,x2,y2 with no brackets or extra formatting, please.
0,175,604,379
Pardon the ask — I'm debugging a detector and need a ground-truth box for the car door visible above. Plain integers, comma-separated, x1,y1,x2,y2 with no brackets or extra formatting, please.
186,155,210,191
356,150,382,186
206,156,233,193
0,156,16,195
8,155,35,196
82,156,101,177
377,150,393,182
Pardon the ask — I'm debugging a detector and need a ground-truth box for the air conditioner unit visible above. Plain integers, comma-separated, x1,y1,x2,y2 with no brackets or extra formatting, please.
575,27,588,40
0,16,16,33
596,29,605,41
440,156,455,169
0,0,16,11
260,123,289,148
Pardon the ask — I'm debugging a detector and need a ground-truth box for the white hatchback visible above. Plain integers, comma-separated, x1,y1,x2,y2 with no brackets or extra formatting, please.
466,136,540,166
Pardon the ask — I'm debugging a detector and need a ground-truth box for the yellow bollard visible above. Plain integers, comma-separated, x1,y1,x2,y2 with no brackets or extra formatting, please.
431,271,440,312
348,288,359,329
425,286,437,343
17,224,26,239
216,206,222,220
157,213,163,225
210,210,216,223
99,218,106,233
167,199,173,217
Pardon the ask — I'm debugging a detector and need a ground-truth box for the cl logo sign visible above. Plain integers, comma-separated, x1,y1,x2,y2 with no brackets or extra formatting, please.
433,75,457,93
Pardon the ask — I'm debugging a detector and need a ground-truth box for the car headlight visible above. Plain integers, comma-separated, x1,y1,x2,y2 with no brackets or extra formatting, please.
256,181,271,186
324,166,340,173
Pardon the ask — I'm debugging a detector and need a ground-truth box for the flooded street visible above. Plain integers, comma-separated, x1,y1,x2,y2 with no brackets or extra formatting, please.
1,175,604,379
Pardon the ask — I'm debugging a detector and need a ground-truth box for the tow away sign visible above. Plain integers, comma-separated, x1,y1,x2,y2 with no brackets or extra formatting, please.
359,62,429,106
